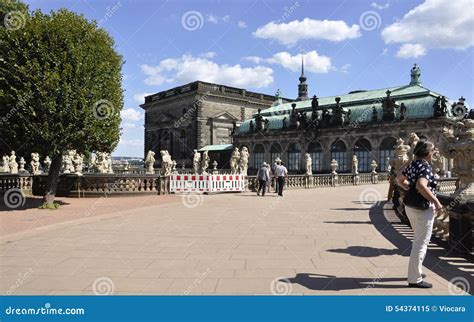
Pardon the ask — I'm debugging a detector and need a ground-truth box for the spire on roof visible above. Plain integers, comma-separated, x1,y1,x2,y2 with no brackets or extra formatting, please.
296,52,308,101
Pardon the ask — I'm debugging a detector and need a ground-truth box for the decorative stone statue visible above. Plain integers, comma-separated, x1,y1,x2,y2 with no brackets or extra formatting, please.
381,90,399,122
230,147,240,174
289,103,298,129
311,95,319,122
431,148,444,178
400,103,407,120
371,160,378,174
239,146,249,176
44,156,51,173
410,63,421,86
30,152,42,175
192,150,201,174
298,111,308,129
124,160,129,171
106,153,113,174
19,157,27,173
201,150,210,175
254,109,265,132
74,153,84,175
304,153,312,175
331,97,346,126
249,120,255,133
62,153,73,174
346,109,352,125
352,155,359,175
407,132,420,161
330,159,338,174
145,150,156,174
273,89,283,106
386,157,391,173
94,152,110,174
389,138,410,174
371,106,378,123
160,150,173,176
321,106,331,128
2,155,10,173
9,151,18,174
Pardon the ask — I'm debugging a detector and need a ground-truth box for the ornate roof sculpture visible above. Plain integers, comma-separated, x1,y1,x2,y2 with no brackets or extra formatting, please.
237,64,463,134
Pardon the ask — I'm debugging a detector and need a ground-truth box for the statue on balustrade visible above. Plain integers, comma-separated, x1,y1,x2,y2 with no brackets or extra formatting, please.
192,150,201,174
19,157,26,173
239,146,249,176
74,152,84,175
381,90,399,122
2,155,10,173
160,150,173,176
44,156,51,173
30,153,42,175
289,103,299,130
371,106,378,123
321,107,331,128
400,103,407,121
230,147,240,174
254,109,266,132
62,152,73,174
311,95,319,123
407,132,420,161
304,153,312,176
145,150,155,174
201,150,210,175
249,120,255,133
331,97,346,126
352,155,359,175
9,151,18,174
298,111,308,129
282,117,288,130
433,96,448,118
389,138,410,174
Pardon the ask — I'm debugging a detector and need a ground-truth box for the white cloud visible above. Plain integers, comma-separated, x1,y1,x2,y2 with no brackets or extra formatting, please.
140,54,274,89
200,51,216,59
122,122,138,129
206,14,230,24
371,2,390,10
337,64,351,74
396,43,426,59
118,138,143,148
133,92,152,104
244,50,332,74
253,18,361,47
121,108,142,121
237,20,247,29
382,0,474,55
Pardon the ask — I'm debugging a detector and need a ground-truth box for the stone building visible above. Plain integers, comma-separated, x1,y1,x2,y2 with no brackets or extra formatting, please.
140,81,291,167
233,64,468,174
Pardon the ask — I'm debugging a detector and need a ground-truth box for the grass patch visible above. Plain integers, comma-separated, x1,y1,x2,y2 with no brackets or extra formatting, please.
39,202,60,210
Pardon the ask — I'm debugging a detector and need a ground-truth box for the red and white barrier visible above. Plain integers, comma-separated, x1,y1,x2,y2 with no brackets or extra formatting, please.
170,174,246,193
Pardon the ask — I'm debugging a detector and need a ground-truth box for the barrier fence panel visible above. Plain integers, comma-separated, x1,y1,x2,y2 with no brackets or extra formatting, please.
170,174,246,193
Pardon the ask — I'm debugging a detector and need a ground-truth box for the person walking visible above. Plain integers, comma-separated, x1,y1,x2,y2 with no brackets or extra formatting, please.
396,140,442,289
256,162,270,197
274,160,288,197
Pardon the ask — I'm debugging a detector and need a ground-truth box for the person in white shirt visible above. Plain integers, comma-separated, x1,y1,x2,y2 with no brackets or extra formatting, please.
274,161,288,196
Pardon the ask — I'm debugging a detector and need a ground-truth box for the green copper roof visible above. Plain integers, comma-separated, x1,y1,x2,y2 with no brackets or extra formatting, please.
237,84,452,134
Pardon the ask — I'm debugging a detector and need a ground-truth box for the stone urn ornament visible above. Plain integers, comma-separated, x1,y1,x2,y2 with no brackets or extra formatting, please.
371,160,378,174
19,157,27,173
330,159,338,174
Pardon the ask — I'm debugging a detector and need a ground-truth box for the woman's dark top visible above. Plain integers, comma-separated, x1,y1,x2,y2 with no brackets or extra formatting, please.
402,159,437,195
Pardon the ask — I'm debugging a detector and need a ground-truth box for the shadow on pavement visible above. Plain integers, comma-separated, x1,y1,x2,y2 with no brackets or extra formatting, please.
327,246,400,257
279,273,407,291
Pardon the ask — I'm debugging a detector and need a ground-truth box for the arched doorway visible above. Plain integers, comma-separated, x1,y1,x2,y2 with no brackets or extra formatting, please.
331,140,347,171
287,143,301,171
379,137,397,171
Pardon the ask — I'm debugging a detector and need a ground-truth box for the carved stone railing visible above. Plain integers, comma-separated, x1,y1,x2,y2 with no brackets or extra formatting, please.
437,178,458,194
246,172,389,191
0,174,33,196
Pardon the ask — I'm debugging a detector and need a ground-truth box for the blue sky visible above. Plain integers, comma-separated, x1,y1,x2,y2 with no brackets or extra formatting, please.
26,0,474,157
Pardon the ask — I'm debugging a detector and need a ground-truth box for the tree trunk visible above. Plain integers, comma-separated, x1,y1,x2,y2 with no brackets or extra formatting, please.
43,155,62,206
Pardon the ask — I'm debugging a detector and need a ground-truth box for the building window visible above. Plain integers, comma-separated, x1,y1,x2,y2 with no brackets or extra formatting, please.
354,138,372,172
308,142,322,172
288,143,300,171
380,137,397,171
331,140,347,171
270,143,282,165
253,144,265,169
179,130,187,158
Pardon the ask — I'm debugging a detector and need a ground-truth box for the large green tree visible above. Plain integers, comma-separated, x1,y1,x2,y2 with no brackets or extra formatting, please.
0,3,123,206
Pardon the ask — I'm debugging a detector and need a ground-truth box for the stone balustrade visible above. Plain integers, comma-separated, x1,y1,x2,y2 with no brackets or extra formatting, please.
0,174,33,196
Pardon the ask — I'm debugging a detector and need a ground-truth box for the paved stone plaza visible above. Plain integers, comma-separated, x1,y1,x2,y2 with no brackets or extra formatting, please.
0,184,471,295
